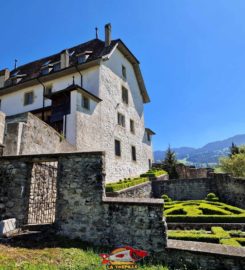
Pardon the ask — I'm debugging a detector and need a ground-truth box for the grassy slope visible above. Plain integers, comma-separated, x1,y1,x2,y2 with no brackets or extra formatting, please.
0,241,168,270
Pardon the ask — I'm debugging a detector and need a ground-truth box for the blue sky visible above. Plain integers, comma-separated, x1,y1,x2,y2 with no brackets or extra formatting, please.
0,0,245,151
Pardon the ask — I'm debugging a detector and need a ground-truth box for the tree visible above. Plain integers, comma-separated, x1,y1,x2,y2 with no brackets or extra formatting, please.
220,145,245,177
229,142,239,157
163,146,178,179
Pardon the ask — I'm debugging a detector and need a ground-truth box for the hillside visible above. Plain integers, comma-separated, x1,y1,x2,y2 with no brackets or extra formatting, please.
154,134,245,167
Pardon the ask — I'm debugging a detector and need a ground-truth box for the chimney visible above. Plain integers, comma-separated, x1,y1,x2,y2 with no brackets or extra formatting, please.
0,69,10,88
105,23,111,47
60,49,69,69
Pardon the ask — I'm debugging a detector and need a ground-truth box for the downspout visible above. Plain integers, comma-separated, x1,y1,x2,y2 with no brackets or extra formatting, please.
75,65,83,87
36,77,46,121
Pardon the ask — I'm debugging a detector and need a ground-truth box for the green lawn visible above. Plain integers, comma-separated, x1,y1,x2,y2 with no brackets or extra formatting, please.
0,237,168,270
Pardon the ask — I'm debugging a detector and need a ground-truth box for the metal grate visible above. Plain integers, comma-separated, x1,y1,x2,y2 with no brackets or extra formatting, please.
27,161,58,224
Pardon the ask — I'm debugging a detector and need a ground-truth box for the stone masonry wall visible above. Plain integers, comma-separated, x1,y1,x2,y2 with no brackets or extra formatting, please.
0,158,30,225
106,181,152,198
152,178,215,200
152,174,245,208
166,240,245,270
214,174,245,208
4,113,76,156
0,152,166,256
56,152,166,256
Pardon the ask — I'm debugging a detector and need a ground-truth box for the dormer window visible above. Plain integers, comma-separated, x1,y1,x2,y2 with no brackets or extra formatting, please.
53,62,61,72
10,70,27,84
77,51,93,64
41,67,50,75
41,60,52,75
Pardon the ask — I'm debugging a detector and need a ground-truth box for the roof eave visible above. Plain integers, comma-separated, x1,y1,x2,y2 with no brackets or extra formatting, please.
116,40,150,104
0,59,101,97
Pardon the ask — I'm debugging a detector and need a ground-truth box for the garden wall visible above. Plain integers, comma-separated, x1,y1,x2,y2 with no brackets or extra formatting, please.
153,174,245,208
152,178,215,200
106,181,152,198
214,174,245,209
166,240,245,270
3,113,76,156
0,152,167,257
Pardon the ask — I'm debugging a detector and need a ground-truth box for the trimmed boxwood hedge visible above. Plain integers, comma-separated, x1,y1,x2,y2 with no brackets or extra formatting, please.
168,227,245,247
106,177,148,192
140,169,167,178
167,215,245,223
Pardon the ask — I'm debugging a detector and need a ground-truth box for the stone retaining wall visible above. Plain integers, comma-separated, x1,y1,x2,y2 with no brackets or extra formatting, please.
153,174,245,208
152,178,215,200
0,152,167,257
4,113,76,156
106,181,152,198
166,240,245,270
214,174,245,209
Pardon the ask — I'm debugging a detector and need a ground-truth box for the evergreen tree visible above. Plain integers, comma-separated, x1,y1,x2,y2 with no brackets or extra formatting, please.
229,142,239,157
163,146,178,179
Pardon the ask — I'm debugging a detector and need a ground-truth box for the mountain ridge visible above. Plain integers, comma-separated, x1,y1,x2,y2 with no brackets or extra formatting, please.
154,134,245,166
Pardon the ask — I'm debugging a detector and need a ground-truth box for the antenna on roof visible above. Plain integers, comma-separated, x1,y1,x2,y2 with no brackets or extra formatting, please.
14,59,18,69
72,76,75,85
95,27,98,39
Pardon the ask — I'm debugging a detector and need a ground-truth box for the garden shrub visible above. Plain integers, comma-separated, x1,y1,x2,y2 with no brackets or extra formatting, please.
161,194,172,202
211,227,230,238
235,238,245,246
206,193,219,202
220,238,241,247
140,169,167,178
166,215,245,223
106,177,148,192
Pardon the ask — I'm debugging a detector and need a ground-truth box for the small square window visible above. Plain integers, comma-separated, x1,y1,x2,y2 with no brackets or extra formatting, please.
117,113,125,127
122,86,128,104
45,85,52,95
122,65,127,80
82,95,90,110
24,91,34,106
115,139,121,157
131,146,136,161
130,119,135,134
